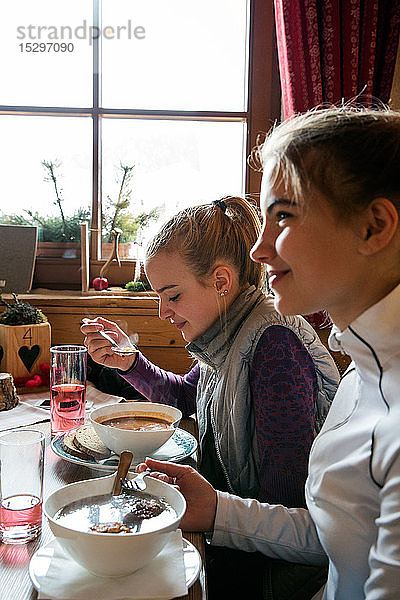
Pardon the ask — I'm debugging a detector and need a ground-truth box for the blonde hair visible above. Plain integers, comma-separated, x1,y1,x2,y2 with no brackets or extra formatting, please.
145,196,265,289
255,105,400,218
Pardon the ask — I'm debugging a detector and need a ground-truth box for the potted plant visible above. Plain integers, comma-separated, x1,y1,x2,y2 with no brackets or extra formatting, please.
0,294,51,390
92,164,160,290
0,160,90,258
36,160,90,257
124,280,152,292
102,163,159,259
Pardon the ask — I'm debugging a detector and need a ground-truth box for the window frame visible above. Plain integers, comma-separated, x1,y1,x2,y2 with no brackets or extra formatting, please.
0,0,280,290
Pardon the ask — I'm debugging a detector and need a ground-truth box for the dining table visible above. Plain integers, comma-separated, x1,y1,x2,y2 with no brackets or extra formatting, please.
0,386,208,600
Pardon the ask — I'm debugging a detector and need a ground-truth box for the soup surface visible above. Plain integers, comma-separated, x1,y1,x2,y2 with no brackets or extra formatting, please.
54,491,177,534
97,414,174,431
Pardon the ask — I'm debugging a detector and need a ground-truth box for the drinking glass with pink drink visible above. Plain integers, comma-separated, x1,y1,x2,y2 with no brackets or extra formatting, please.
50,345,87,436
0,429,45,544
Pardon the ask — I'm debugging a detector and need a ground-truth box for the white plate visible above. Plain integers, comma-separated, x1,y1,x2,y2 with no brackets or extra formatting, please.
29,537,201,592
51,427,198,470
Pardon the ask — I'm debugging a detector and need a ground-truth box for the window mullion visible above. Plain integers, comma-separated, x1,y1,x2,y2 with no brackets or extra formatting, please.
246,0,281,198
91,0,102,261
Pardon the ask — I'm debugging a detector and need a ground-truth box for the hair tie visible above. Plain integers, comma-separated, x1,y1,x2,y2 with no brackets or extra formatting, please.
212,199,227,214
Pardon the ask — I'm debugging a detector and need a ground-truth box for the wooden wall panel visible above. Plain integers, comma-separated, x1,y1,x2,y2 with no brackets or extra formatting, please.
42,308,185,348
1,292,193,375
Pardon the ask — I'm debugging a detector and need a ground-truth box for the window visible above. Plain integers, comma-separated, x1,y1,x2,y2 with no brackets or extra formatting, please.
0,0,280,289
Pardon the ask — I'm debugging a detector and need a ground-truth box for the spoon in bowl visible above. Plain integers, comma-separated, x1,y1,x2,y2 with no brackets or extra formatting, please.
111,450,134,496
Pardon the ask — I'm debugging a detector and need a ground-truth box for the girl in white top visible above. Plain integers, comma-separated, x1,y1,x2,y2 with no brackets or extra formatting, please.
138,105,400,600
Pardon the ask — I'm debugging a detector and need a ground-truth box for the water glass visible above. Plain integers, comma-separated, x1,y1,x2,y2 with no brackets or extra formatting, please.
0,429,45,544
50,345,87,436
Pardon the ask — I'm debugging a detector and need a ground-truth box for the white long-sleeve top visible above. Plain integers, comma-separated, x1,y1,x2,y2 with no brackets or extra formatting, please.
212,283,400,599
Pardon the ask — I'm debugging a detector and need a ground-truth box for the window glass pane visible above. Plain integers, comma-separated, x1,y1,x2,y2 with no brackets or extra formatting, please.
102,0,249,111
101,117,246,257
0,115,92,255
0,0,92,107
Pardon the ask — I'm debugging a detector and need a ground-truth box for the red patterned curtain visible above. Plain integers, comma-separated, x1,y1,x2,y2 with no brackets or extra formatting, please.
274,0,400,118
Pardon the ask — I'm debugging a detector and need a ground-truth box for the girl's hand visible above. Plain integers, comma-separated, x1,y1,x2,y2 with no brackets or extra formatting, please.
81,316,136,371
137,458,217,532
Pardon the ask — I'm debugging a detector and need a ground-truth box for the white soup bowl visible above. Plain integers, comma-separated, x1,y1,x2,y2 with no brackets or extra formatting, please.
44,472,186,576
89,402,182,457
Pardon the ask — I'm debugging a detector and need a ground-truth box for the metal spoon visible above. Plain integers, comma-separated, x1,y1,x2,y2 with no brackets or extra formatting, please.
82,319,138,356
112,338,138,357
97,329,138,356
111,450,134,496
98,329,120,348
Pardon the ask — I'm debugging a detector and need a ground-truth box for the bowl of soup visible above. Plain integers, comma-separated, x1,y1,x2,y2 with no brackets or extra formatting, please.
89,402,182,457
44,472,186,576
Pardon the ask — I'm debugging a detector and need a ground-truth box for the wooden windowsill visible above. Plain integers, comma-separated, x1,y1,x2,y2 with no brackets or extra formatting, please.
9,289,159,309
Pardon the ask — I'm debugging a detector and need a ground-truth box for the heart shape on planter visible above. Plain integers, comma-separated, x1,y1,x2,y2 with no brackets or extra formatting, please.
0,345,3,365
18,345,41,372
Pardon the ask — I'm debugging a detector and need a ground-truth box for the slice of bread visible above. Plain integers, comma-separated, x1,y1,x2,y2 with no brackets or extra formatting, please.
73,425,111,460
62,430,93,461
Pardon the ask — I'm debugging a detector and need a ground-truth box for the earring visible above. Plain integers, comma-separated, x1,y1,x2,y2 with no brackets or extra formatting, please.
220,289,228,296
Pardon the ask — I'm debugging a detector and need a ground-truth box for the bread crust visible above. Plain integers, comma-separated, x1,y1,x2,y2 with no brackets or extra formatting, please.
73,425,111,459
62,430,93,461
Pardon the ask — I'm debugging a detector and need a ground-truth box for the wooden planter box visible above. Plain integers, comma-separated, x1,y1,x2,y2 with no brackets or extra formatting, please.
37,242,135,259
37,242,80,258
0,322,51,382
